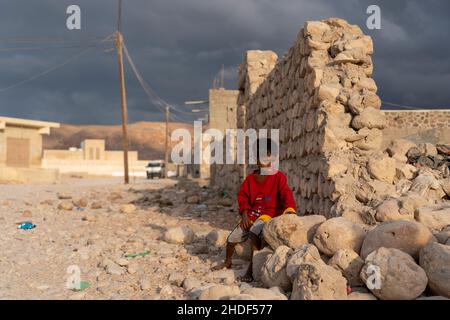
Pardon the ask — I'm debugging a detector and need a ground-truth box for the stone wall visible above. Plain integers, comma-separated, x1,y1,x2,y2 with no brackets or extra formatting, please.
381,110,450,147
383,110,450,129
212,18,393,222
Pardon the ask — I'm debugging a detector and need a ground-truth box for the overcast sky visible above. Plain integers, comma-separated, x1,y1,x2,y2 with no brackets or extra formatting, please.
0,0,449,124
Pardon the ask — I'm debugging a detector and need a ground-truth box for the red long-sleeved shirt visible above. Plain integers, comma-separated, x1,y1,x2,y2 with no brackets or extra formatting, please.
237,170,297,221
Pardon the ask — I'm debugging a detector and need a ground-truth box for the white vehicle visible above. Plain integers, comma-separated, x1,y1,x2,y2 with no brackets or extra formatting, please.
146,161,165,179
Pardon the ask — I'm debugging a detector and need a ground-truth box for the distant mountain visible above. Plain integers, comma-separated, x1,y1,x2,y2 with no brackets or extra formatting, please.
43,121,194,160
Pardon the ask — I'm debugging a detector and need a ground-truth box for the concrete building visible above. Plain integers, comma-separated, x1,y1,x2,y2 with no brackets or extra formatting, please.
43,139,150,177
0,116,60,182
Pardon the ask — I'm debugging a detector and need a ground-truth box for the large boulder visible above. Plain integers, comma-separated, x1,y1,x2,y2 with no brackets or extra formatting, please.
291,261,348,300
261,246,293,291
198,285,240,300
419,243,450,298
286,244,323,282
263,214,326,250
414,204,450,232
367,153,396,183
163,226,195,244
360,247,428,300
360,220,436,259
328,249,364,287
313,217,366,256
252,247,273,282
435,226,450,244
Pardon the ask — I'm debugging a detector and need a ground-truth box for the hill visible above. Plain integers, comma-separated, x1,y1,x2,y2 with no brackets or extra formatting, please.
43,121,194,160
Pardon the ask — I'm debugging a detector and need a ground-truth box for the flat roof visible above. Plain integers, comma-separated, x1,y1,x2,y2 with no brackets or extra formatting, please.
0,116,60,129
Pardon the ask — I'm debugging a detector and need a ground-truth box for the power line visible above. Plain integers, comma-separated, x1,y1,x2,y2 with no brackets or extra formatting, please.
0,33,115,93
122,40,197,121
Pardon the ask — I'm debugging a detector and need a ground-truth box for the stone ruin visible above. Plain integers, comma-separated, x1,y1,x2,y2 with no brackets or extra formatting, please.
213,17,450,226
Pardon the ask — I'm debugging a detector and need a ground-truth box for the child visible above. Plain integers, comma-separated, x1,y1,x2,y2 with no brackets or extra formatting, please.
212,138,297,282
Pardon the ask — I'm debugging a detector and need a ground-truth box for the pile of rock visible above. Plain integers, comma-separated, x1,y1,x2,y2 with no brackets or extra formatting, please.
247,214,450,300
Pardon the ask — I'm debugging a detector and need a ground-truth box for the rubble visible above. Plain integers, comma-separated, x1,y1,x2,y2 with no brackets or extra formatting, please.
419,243,450,298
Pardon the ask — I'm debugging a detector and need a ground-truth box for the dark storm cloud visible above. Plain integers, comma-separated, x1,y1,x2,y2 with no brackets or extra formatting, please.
0,0,449,124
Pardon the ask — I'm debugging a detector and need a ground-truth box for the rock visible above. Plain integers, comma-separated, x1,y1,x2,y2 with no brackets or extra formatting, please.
415,204,450,232
367,153,396,183
104,260,126,275
120,204,136,214
351,107,386,130
261,246,292,291
416,296,449,300
159,285,173,296
218,198,233,207
73,198,88,208
313,217,366,256
286,244,323,281
360,220,436,259
441,178,450,197
198,285,240,300
395,162,417,180
186,195,200,204
291,261,348,300
240,287,288,300
57,192,72,200
206,230,229,247
410,172,445,200
263,214,326,250
164,226,194,244
387,139,417,163
360,247,427,300
81,214,97,222
419,242,450,298
419,143,438,157
398,193,430,216
328,249,364,287
252,247,273,282
210,270,235,285
140,279,152,290
107,192,123,201
435,226,450,244
348,292,377,300
58,201,74,211
182,277,202,291
375,199,405,222
90,202,102,209
229,294,256,300
234,239,252,261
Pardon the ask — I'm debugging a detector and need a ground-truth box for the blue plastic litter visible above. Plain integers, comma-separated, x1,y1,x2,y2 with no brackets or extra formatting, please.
18,221,36,230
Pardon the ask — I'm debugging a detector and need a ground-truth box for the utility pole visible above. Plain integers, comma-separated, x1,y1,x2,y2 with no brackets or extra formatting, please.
116,0,129,184
164,105,170,178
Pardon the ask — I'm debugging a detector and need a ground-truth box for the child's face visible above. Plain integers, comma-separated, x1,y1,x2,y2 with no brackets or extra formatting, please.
257,153,272,168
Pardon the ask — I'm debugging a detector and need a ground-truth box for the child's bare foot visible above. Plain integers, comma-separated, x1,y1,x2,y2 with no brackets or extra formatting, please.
211,261,232,271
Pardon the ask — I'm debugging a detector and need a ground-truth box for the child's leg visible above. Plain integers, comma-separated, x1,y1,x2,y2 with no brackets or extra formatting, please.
238,220,264,282
211,224,248,271
211,242,237,270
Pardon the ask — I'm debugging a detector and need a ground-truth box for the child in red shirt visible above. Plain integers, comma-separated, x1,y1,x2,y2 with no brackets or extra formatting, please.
212,139,297,282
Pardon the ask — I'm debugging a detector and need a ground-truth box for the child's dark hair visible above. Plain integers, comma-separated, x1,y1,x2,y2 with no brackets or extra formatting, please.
254,138,273,162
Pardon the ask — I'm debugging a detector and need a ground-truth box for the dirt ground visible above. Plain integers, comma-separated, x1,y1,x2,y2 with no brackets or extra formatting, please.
0,177,246,300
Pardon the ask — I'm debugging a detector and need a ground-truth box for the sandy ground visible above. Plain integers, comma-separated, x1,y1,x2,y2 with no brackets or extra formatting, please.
0,177,246,300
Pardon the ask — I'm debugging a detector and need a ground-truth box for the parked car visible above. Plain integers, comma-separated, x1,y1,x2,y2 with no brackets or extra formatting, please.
146,161,164,179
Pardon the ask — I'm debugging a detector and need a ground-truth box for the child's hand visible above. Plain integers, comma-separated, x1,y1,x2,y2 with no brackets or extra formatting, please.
240,211,252,231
